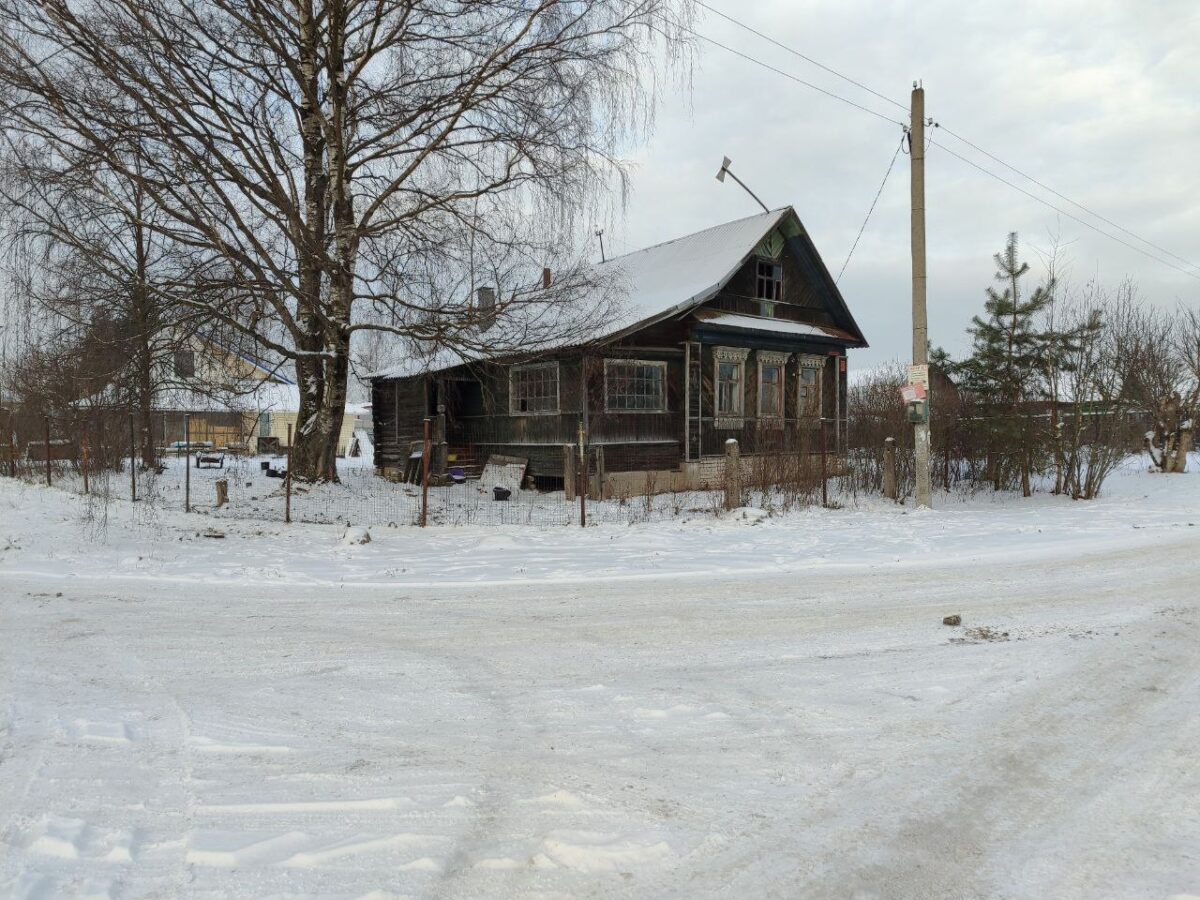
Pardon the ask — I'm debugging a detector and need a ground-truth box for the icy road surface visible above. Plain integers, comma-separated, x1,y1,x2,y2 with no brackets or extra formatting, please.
2,550,1198,897
1,469,1199,897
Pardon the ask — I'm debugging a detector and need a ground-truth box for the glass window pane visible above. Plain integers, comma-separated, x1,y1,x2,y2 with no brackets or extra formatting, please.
760,364,782,416
717,360,742,416
606,361,666,411
511,364,559,414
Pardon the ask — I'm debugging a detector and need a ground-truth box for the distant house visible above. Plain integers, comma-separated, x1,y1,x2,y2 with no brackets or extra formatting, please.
82,335,370,457
370,207,867,493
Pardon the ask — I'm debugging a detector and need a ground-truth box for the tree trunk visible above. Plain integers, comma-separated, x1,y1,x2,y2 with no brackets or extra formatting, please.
291,329,350,482
132,192,157,470
1166,429,1192,473
288,0,334,482
136,350,156,469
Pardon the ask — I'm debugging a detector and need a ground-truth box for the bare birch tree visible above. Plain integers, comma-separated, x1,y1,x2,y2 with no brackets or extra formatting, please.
1110,290,1198,473
0,126,208,467
0,0,692,479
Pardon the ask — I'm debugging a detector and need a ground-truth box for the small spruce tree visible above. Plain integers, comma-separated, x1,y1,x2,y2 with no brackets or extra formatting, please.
957,233,1056,496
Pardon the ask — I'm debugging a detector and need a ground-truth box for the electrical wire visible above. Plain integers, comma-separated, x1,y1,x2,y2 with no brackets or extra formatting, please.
689,29,907,129
935,124,1200,275
931,138,1200,282
837,135,904,283
694,0,908,113
693,0,1200,280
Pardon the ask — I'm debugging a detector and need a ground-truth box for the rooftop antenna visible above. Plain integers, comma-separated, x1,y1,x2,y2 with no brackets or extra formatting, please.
595,229,606,263
716,156,769,213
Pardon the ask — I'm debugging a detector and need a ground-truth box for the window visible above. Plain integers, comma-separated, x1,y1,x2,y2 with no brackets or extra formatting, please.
798,355,824,418
714,347,749,425
717,362,741,416
509,362,559,414
756,259,783,305
605,360,667,412
757,352,789,420
759,365,782,416
174,350,195,378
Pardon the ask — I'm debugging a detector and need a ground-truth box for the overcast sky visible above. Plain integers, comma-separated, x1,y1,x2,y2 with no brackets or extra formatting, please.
601,0,1200,369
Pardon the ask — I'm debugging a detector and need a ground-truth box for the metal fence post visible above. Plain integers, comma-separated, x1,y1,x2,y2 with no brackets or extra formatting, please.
285,423,292,524
883,436,897,501
44,416,51,486
820,419,829,507
563,443,576,502
577,421,587,527
129,413,137,502
184,413,191,513
421,417,431,527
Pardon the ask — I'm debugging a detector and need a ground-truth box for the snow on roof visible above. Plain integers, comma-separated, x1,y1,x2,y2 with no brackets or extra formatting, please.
151,380,301,414
594,207,791,336
77,379,366,416
373,209,794,380
692,310,852,341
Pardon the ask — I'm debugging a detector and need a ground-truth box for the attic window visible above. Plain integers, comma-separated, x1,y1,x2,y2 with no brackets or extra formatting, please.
174,350,195,378
756,259,782,305
510,362,559,415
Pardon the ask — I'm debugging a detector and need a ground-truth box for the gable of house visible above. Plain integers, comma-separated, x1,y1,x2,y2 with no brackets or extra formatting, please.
373,205,864,383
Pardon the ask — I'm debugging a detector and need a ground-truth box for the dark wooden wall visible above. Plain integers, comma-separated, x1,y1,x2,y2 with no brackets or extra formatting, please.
371,376,428,470
372,235,857,476
707,254,836,326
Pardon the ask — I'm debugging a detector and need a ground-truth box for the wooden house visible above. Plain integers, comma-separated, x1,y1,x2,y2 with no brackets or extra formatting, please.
370,207,867,494
79,334,370,456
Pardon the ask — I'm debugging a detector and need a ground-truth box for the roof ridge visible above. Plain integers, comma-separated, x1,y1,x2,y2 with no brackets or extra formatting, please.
599,206,791,266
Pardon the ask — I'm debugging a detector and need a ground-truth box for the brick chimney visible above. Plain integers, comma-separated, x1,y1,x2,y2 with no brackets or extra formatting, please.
476,286,496,332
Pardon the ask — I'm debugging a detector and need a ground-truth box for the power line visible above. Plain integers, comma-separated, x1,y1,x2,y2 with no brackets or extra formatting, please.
689,30,906,129
934,124,1200,275
694,0,1200,280
931,136,1200,282
694,0,908,113
837,134,904,283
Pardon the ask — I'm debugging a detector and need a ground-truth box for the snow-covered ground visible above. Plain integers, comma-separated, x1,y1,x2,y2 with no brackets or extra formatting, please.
1,459,1199,897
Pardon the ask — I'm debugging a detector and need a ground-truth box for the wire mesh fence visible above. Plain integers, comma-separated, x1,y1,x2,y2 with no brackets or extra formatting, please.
5,405,1146,527
2,410,850,527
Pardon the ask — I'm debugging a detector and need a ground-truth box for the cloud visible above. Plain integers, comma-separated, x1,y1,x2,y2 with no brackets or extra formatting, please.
603,0,1200,366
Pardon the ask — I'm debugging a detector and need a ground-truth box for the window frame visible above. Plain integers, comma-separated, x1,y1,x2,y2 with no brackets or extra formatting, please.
508,361,560,416
797,354,825,419
173,349,196,379
755,258,783,305
603,359,668,414
757,351,790,422
713,347,750,427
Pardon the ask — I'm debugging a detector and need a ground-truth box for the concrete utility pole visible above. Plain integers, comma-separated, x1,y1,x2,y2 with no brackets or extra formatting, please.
910,82,932,508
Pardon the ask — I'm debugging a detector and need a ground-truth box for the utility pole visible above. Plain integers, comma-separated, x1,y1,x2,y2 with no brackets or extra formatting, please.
910,82,932,508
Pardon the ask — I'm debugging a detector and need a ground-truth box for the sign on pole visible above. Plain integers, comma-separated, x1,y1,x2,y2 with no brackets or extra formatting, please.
907,363,930,389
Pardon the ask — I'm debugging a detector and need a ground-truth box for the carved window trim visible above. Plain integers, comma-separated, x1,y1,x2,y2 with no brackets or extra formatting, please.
797,354,825,419
713,346,750,429
757,351,790,425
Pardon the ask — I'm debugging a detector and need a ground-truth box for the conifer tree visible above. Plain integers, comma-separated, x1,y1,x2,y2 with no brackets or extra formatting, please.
958,233,1056,495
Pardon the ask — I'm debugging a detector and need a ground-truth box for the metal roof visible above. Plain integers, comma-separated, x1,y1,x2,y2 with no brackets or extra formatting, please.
374,206,863,379
593,207,791,338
